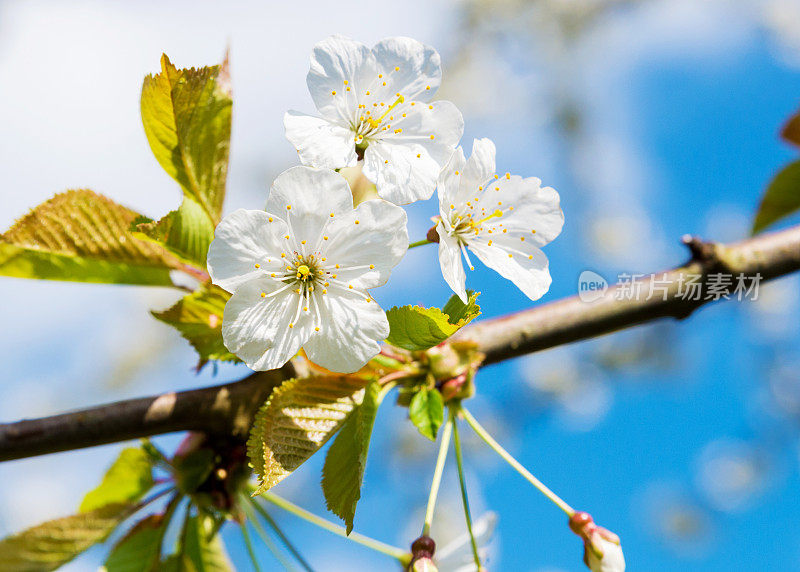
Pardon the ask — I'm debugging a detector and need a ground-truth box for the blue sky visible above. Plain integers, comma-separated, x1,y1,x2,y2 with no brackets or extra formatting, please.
1,0,800,570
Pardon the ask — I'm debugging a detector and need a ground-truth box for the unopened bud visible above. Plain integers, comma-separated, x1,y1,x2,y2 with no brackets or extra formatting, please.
569,511,625,572
428,345,461,379
440,371,473,402
409,535,437,572
411,557,437,572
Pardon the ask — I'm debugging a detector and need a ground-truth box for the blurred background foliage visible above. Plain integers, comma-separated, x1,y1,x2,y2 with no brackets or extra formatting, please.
0,0,799,569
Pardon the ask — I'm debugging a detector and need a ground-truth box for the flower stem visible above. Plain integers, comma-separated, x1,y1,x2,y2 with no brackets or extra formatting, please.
408,238,432,249
257,491,410,564
241,495,299,571
240,521,264,572
246,495,315,572
422,416,453,537
458,405,575,516
451,408,482,569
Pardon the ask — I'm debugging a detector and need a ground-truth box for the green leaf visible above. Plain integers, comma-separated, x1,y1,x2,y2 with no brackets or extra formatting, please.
80,447,155,513
132,198,215,270
173,448,216,495
152,284,238,367
103,514,165,572
385,291,481,351
247,375,369,494
321,381,387,534
442,290,480,325
408,387,445,441
753,160,800,234
141,54,232,225
0,504,131,572
182,515,232,572
0,190,177,286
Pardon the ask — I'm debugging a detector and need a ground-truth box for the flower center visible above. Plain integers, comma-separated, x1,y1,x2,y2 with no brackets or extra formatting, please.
285,255,324,296
450,209,504,239
354,95,405,141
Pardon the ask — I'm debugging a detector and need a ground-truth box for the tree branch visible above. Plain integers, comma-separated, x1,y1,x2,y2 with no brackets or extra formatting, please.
461,225,800,365
1,225,799,462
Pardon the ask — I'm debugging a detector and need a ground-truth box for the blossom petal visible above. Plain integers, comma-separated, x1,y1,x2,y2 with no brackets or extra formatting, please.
284,111,357,170
207,209,289,293
303,290,389,373
222,277,314,371
586,536,626,572
437,146,467,219
436,222,467,302
324,199,408,289
363,141,441,204
479,175,564,248
463,138,497,190
372,37,442,102
470,237,552,301
378,100,464,164
307,35,377,123
266,166,354,248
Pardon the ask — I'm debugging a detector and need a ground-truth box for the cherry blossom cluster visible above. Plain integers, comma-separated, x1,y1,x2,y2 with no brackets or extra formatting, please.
208,35,564,374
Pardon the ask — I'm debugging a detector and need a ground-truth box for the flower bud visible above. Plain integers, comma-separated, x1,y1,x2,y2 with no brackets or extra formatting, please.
409,535,437,572
426,341,482,402
569,511,625,572
410,556,438,572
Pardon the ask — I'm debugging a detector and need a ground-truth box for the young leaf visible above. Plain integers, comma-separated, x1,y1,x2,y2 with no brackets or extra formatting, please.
80,447,155,513
132,198,215,269
0,190,177,286
408,387,445,441
103,514,165,572
247,375,369,494
173,448,216,495
321,380,386,534
152,284,238,367
385,291,481,351
442,290,480,325
0,503,131,572
182,515,232,572
141,54,232,225
753,160,800,234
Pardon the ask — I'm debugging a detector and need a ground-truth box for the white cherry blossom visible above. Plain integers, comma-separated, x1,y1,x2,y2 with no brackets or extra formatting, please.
284,35,464,205
435,138,564,302
207,166,407,373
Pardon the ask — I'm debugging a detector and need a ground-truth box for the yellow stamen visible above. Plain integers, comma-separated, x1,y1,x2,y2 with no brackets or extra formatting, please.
367,95,405,128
